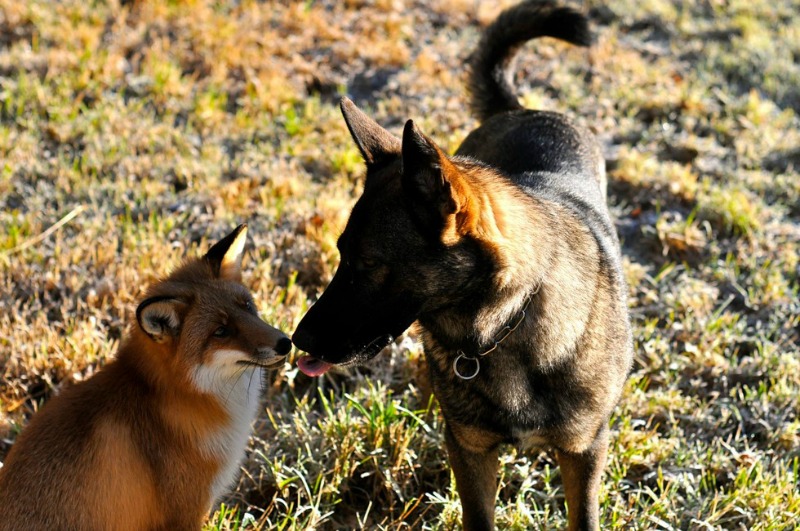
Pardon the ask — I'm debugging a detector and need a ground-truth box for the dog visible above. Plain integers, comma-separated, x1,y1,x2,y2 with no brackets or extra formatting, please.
292,2,632,529
0,225,292,530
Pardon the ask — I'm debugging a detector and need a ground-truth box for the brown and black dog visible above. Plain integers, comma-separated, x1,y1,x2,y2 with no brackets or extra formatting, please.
293,2,632,529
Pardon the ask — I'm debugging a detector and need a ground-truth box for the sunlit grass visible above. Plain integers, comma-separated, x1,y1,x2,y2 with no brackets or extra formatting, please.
1,0,798,528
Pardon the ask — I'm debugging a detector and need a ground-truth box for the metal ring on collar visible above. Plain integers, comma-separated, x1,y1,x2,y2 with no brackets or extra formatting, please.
453,352,480,380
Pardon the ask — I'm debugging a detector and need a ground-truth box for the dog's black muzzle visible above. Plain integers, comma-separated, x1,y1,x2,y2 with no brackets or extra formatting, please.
292,267,418,366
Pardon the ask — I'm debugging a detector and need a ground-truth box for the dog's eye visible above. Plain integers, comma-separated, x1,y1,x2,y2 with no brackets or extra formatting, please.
213,326,230,338
361,257,379,269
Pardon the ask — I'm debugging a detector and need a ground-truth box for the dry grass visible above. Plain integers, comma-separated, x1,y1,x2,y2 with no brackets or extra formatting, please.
1,0,799,529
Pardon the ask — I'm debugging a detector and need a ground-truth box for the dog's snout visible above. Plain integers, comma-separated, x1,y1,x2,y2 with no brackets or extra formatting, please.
275,337,292,356
291,327,314,353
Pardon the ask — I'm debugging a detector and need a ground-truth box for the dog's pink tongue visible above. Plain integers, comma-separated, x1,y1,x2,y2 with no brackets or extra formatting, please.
297,356,333,377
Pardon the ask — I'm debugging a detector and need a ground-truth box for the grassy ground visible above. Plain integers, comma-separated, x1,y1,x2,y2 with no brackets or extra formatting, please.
1,0,799,528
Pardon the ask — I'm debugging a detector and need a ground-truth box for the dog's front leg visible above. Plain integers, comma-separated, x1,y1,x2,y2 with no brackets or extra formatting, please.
556,425,610,531
445,425,499,531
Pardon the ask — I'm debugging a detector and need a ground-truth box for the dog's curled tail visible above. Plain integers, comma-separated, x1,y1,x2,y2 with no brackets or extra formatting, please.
467,1,591,122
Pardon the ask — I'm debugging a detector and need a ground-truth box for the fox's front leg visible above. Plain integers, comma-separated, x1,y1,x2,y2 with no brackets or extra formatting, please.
445,425,500,531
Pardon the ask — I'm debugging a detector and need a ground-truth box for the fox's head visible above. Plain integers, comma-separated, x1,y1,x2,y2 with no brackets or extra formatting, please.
133,225,291,396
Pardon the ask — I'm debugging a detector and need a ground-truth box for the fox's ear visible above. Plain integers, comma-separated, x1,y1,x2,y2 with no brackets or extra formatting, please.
136,296,186,343
340,97,401,168
205,224,247,282
401,120,474,241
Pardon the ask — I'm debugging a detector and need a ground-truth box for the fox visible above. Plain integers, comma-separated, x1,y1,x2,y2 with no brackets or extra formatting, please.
0,224,292,531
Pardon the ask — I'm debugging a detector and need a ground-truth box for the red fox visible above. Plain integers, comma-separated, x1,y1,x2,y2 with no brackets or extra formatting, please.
0,224,291,530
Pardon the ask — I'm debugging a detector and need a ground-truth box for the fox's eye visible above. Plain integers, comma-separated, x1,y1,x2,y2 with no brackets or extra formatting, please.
213,326,230,338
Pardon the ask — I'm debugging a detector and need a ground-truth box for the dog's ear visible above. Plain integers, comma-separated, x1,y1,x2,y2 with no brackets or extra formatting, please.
205,224,247,282
340,97,401,167
136,296,187,343
402,120,457,217
402,120,476,242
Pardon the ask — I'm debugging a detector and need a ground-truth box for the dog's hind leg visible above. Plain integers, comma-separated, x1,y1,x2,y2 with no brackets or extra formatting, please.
445,425,500,531
556,425,610,531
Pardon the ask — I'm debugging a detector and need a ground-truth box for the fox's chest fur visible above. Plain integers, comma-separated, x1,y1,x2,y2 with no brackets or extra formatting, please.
192,352,265,505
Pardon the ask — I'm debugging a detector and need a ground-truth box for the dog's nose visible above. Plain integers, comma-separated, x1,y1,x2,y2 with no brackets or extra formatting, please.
275,337,292,356
291,327,314,352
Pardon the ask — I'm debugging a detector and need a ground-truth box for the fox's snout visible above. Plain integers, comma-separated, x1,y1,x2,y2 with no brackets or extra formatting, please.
252,322,292,357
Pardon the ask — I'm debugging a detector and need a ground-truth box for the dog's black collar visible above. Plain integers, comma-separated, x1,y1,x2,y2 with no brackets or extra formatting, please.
453,288,537,380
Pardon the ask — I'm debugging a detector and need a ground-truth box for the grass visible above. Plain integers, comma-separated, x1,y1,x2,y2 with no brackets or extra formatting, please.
1,0,799,528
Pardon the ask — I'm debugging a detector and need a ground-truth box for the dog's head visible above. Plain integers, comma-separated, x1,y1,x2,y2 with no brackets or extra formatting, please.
293,98,496,375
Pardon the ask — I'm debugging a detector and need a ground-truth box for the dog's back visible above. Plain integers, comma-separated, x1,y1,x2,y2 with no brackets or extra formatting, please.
0,226,291,530
458,1,625,318
460,0,608,207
